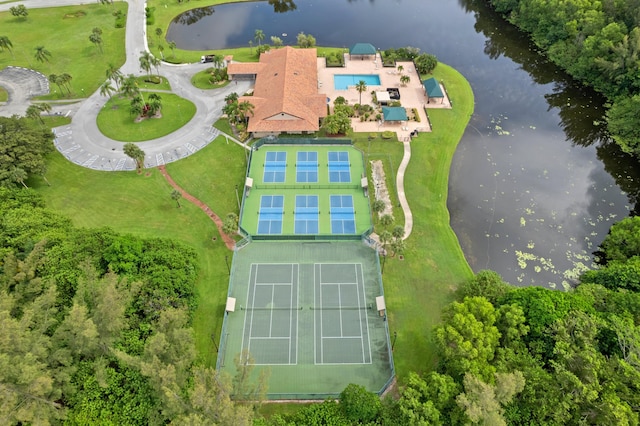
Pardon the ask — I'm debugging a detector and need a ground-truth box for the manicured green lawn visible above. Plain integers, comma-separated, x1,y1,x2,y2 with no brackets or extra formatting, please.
0,3,127,99
191,69,230,90
135,75,172,91
96,92,196,142
0,86,7,102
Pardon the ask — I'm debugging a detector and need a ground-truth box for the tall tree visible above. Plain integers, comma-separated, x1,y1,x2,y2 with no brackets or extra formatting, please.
168,40,177,59
123,143,145,173
433,296,501,381
171,189,182,208
254,29,265,46
9,4,28,19
34,45,51,63
0,116,54,188
105,63,123,91
89,31,103,53
356,80,367,104
139,51,153,79
0,35,14,57
120,74,140,99
99,80,115,99
456,371,525,426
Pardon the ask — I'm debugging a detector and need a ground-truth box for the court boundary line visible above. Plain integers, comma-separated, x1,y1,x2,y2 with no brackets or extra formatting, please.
314,262,372,365
241,262,300,366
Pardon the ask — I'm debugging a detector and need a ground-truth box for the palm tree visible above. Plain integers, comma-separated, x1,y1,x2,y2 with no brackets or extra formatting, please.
106,64,123,90
168,40,177,58
355,80,367,104
120,74,139,99
99,81,115,99
130,95,144,117
397,65,404,74
400,75,410,87
158,44,165,60
224,92,239,104
150,55,161,76
26,105,44,124
171,189,182,207
34,46,51,63
89,32,103,53
48,74,63,95
254,29,265,46
147,93,162,116
123,142,145,173
223,101,240,124
139,51,152,79
59,73,73,96
0,35,14,57
237,100,255,124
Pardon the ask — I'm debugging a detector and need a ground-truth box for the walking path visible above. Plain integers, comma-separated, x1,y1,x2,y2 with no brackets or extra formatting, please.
0,0,414,240
397,141,413,240
158,165,236,251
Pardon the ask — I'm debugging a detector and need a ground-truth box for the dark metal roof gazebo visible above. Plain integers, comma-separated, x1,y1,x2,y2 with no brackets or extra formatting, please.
349,43,377,59
382,106,408,121
423,77,445,103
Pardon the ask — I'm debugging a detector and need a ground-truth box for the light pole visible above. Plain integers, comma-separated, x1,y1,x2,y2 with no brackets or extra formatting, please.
392,331,398,351
224,255,230,276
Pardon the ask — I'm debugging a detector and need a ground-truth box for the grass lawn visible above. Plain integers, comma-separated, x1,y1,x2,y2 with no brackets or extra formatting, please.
0,3,127,99
135,75,172,91
191,68,230,90
96,92,196,142
0,86,7,102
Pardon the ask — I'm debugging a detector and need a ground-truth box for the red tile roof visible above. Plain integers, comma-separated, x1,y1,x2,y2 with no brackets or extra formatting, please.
229,47,327,133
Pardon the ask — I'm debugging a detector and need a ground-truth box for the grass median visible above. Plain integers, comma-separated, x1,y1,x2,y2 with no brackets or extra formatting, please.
96,92,196,142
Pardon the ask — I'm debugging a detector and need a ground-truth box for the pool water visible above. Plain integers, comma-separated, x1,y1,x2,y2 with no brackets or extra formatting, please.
333,74,381,90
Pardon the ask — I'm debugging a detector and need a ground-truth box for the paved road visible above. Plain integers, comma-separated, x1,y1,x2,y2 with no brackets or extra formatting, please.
0,0,253,171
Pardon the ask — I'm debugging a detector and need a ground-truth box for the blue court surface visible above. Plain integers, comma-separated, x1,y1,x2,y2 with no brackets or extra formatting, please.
330,195,356,234
258,195,284,234
296,151,318,183
264,151,287,183
295,195,319,234
328,151,351,183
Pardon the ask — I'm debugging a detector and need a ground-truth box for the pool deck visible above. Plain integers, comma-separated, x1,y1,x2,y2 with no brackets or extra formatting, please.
317,53,451,141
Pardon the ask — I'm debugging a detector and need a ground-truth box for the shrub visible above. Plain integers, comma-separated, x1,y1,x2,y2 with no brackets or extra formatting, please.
413,108,420,122
382,131,394,139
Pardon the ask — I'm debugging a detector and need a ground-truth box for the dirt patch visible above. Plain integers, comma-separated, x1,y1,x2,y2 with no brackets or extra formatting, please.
63,11,86,18
371,160,393,219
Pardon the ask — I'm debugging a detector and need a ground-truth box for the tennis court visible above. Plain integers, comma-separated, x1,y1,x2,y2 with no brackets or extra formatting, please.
330,195,356,234
296,151,318,183
218,241,394,398
328,151,351,183
264,151,287,183
257,195,284,235
295,195,319,234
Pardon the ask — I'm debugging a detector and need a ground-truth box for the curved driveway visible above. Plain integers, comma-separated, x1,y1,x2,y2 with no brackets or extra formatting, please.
0,0,252,171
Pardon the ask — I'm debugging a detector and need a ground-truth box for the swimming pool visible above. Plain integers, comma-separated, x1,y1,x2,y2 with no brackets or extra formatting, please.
333,74,381,90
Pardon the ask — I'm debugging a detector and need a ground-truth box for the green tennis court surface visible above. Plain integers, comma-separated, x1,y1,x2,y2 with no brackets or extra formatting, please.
240,144,371,237
218,241,394,399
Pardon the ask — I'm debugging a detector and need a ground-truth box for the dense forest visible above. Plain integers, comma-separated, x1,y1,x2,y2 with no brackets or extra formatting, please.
0,187,269,424
484,0,640,157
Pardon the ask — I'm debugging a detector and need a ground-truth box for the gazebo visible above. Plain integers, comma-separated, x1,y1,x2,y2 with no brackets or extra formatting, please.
382,106,408,122
423,77,445,103
349,43,377,60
